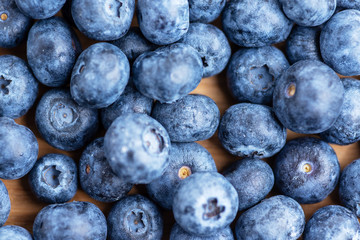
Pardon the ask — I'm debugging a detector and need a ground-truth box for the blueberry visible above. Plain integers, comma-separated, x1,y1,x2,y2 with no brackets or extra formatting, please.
33,201,107,240
0,225,32,240
274,137,340,204
132,43,203,103
227,46,289,105
151,94,220,142
27,17,81,87
35,88,99,151
79,138,133,202
0,180,10,227
0,117,38,179
61,0,75,27
337,0,360,10
178,23,231,78
188,0,226,23
104,113,170,184
223,158,274,211
172,172,238,237
235,195,305,240
72,0,135,41
70,42,130,109
15,0,65,19
107,194,163,240
218,103,287,158
147,142,217,209
0,55,38,119
170,223,234,240
273,60,344,134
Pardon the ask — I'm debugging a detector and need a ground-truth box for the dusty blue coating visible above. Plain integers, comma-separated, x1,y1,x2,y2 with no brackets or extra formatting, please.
235,195,305,240
72,0,135,41
188,0,226,23
28,154,77,204
273,60,344,134
35,88,99,151
107,195,163,240
0,117,38,180
170,223,234,240
274,137,340,204
79,138,133,202
137,0,189,45
218,103,287,158
337,0,360,10
104,113,170,184
146,142,217,210
178,23,231,78
223,158,274,211
173,172,238,237
71,42,130,109
27,17,81,87
133,43,203,103
0,55,38,119
15,0,65,19
33,201,107,240
0,180,10,227
0,225,32,240
303,205,360,240
151,94,220,142
0,0,32,48
222,0,293,47
227,46,289,105
320,9,360,76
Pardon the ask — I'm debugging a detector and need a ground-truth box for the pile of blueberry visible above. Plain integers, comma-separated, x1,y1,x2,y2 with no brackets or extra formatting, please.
1,0,360,239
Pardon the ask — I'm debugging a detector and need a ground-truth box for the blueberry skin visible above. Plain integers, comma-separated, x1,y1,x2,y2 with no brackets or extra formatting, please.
235,195,305,240
79,138,133,202
218,103,287,158
15,0,65,19
33,201,107,240
222,0,293,47
104,113,170,184
0,117,38,179
71,42,130,109
337,0,360,10
274,137,340,204
170,223,234,240
0,55,38,119
273,60,344,134
107,195,163,240
0,180,10,227
151,94,220,142
29,154,77,204
72,0,135,41
0,225,32,240
146,142,217,210
178,23,231,78
188,0,226,23
133,43,203,103
223,158,274,211
0,0,32,48
227,47,289,105
173,172,238,237
35,88,99,151
303,205,360,240
320,9,360,76
137,0,189,45
27,17,81,87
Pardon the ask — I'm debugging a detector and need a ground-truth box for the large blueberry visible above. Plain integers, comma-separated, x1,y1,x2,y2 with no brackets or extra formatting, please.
170,223,234,240
0,225,32,240
227,46,289,105
188,0,226,23
15,0,65,19
337,0,360,10
147,142,217,209
273,60,344,134
0,180,10,227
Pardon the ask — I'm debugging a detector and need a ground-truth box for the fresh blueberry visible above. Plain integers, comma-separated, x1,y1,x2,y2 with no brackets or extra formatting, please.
132,43,203,103
172,172,238,237
147,142,217,209
61,0,75,27
227,46,289,105
218,103,287,158
0,225,32,240
223,158,274,211
27,17,81,87
0,180,10,227
235,195,305,240
0,117,38,179
170,223,234,240
337,0,360,10
33,201,107,240
35,88,99,151
15,0,65,19
0,55,38,119
107,194,163,240
151,94,220,142
178,23,231,78
273,60,344,134
79,138,133,202
72,0,135,41
29,153,77,204
104,113,170,184
188,0,226,23
70,42,130,109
